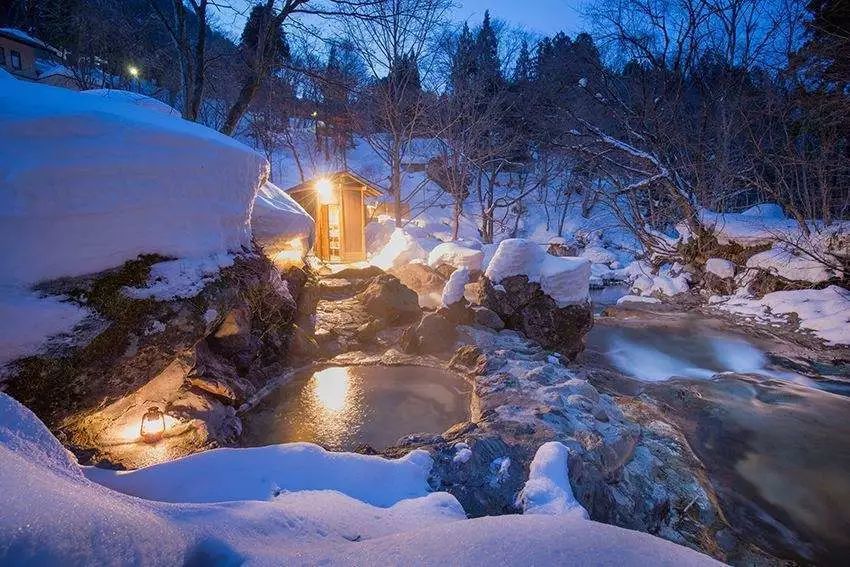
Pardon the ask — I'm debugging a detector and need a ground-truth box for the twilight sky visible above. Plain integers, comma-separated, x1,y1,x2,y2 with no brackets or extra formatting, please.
214,0,585,41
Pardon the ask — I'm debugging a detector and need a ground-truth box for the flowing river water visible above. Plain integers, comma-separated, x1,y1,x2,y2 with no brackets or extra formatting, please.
586,288,850,563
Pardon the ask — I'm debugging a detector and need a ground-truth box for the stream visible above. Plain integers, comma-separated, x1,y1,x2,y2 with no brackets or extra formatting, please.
586,286,850,563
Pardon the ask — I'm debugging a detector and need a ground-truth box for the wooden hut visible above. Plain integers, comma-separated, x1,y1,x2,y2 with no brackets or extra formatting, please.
285,171,383,263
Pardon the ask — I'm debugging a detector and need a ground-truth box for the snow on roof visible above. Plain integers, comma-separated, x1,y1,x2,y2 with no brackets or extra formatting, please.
0,79,268,286
0,28,61,55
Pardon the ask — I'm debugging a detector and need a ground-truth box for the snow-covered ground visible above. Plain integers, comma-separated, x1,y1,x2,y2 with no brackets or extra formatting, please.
0,392,720,566
0,81,312,367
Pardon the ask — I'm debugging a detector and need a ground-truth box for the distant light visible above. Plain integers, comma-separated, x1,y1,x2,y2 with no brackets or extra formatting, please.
128,65,140,78
316,177,336,204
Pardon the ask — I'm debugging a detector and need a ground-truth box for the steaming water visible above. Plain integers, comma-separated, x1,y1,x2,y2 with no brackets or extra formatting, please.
241,365,470,451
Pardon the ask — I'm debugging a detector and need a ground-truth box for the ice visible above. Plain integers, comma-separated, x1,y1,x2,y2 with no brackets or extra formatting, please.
517,442,589,519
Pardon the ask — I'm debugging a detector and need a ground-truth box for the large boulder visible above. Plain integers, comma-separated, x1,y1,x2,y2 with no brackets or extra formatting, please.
357,273,420,323
477,239,593,359
388,262,446,309
477,275,593,359
400,312,458,354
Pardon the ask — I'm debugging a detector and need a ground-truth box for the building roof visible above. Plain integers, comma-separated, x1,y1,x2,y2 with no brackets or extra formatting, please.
0,28,61,56
285,170,384,197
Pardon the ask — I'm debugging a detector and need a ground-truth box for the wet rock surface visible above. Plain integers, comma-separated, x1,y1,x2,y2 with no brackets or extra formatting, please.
4,253,308,469
476,274,593,360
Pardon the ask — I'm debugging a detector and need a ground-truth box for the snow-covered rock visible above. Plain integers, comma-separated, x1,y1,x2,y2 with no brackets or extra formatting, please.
517,442,589,519
616,295,661,305
0,80,268,286
370,228,429,270
746,244,835,284
485,239,591,307
705,258,735,279
441,266,469,308
717,285,850,346
0,289,90,365
428,242,484,272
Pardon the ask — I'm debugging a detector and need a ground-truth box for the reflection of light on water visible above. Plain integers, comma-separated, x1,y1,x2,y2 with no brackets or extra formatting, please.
312,367,351,412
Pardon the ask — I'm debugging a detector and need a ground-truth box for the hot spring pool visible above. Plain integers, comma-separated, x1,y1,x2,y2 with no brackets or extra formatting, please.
241,365,471,451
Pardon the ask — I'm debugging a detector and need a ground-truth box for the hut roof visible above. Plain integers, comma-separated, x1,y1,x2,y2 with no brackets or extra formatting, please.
285,170,383,198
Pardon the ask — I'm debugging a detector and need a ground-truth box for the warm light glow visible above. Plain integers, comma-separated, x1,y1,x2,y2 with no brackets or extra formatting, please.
315,177,336,204
311,367,350,412
128,65,140,78
271,238,305,266
140,406,165,443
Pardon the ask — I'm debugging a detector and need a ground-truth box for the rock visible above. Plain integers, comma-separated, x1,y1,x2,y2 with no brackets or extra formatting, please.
476,275,593,360
472,306,504,330
388,262,446,308
547,237,578,257
357,274,420,324
449,345,485,370
354,319,383,343
187,376,238,403
401,312,458,354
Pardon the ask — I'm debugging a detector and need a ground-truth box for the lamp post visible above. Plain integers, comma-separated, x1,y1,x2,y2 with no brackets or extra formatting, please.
127,65,140,92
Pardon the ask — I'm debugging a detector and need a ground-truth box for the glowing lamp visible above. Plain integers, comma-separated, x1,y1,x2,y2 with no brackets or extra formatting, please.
316,178,336,204
140,406,166,443
128,65,140,78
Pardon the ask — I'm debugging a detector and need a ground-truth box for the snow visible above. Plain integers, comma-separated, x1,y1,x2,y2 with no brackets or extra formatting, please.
616,294,661,305
427,242,484,271
0,79,267,287
581,244,618,266
251,180,315,258
716,286,850,346
370,228,429,270
123,253,235,301
517,442,589,520
0,288,90,366
0,27,59,54
441,266,469,307
741,203,785,218
484,238,591,306
705,258,735,279
631,264,690,298
0,392,720,566
745,244,835,283
82,89,181,117
85,443,434,507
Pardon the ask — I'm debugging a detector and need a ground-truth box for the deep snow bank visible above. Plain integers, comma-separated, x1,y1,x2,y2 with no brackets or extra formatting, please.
0,392,720,566
252,180,315,257
0,80,268,286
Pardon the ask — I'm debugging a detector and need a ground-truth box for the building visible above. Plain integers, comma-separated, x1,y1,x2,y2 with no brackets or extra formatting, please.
285,171,383,263
0,28,61,81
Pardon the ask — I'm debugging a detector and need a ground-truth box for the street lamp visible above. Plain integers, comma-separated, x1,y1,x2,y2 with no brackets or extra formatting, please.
127,65,140,92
